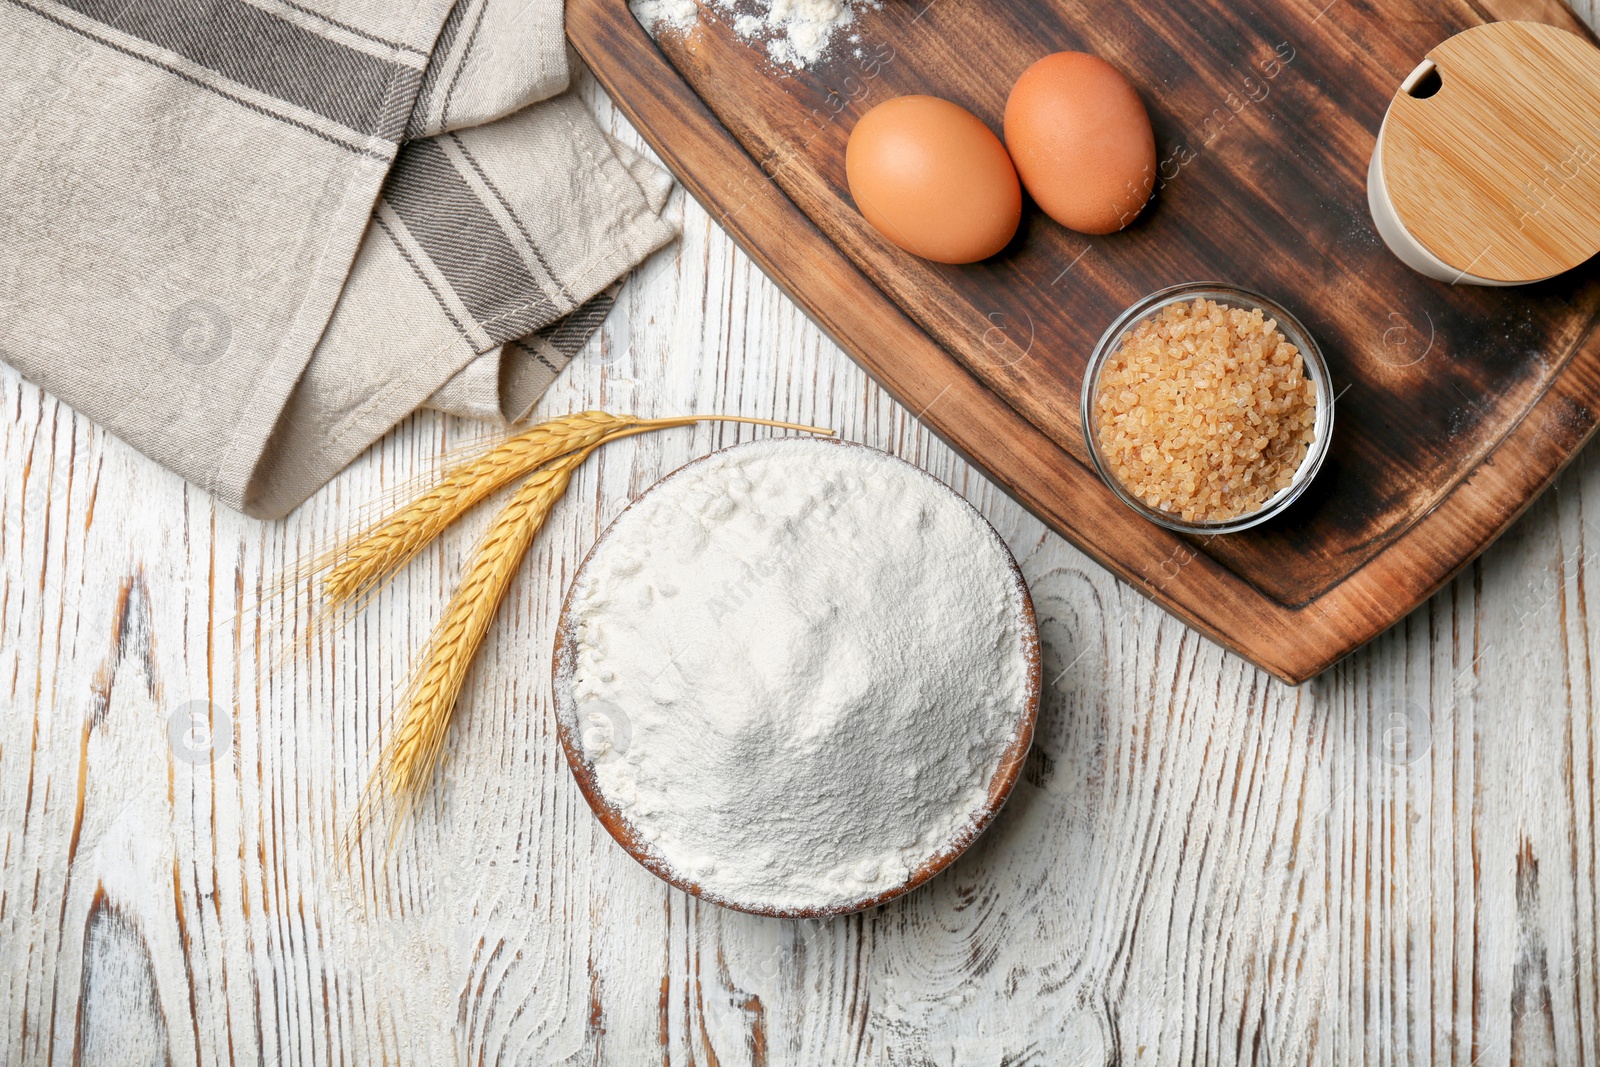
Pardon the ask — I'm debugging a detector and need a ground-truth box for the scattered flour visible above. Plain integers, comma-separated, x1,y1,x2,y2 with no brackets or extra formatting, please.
562,438,1035,913
630,0,698,35
631,0,870,69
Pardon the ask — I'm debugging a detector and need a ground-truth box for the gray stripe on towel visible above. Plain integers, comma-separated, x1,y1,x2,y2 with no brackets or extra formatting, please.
275,0,426,56
373,213,475,346
403,0,465,139
43,0,420,140
529,287,616,359
449,133,573,305
380,137,564,348
436,0,487,131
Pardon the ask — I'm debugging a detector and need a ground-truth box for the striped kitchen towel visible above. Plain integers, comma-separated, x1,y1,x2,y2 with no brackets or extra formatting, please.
0,0,678,518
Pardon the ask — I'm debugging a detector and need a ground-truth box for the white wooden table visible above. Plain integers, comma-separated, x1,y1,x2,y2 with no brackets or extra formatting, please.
6,20,1600,1062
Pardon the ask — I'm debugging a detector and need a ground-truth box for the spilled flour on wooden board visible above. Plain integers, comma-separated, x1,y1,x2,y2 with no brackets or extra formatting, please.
631,0,879,69
562,439,1034,912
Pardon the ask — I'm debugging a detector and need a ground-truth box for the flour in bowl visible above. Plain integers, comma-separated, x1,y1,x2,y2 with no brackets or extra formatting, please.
560,438,1036,912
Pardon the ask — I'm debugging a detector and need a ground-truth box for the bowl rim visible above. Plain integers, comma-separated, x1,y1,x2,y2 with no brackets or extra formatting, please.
1079,281,1336,535
549,436,1042,919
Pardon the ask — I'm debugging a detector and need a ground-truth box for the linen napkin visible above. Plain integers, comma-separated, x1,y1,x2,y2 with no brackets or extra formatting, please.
0,0,678,518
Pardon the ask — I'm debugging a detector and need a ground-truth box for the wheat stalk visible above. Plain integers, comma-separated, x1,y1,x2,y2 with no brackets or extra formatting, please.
349,443,599,852
320,411,632,610
320,411,831,613
263,412,634,673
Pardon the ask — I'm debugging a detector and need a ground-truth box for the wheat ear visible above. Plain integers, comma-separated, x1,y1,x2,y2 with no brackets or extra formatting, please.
348,442,601,852
321,412,831,612
320,411,634,610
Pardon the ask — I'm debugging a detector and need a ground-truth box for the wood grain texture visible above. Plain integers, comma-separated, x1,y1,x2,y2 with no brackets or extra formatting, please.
569,0,1600,682
3,5,1600,1061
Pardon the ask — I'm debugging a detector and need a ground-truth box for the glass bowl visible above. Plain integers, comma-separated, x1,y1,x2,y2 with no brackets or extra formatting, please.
1080,282,1335,535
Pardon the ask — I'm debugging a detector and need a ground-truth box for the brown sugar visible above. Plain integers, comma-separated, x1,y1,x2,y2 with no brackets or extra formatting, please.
1093,298,1318,523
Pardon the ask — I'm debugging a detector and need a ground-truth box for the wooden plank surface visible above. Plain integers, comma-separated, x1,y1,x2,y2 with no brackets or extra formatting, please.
4,6,1600,1059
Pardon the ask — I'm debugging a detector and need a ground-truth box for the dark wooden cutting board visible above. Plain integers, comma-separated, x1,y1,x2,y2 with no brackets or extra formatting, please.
569,0,1600,683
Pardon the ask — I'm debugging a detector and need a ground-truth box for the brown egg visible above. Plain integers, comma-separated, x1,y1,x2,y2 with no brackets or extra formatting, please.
1004,52,1157,235
845,96,1022,264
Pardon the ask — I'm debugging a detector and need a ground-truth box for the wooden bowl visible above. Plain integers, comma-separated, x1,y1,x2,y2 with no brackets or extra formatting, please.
550,438,1041,919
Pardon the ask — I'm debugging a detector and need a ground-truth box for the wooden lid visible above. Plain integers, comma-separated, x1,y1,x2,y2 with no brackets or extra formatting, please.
1380,21,1600,284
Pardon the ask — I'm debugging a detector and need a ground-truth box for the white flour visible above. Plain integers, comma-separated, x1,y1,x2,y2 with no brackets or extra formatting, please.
630,0,698,35
564,439,1034,912
631,0,867,69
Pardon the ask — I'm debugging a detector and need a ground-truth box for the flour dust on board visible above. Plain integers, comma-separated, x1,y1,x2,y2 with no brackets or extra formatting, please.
631,0,883,69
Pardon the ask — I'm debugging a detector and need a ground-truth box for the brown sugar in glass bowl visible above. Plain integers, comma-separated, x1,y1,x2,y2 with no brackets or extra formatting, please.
1081,283,1333,534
